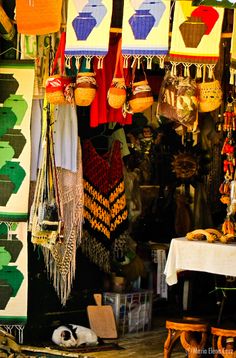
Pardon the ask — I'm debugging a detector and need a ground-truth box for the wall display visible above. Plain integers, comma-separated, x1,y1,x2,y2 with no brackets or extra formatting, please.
0,221,28,343
0,60,35,221
0,60,34,342
65,0,113,68
169,1,224,67
121,0,171,68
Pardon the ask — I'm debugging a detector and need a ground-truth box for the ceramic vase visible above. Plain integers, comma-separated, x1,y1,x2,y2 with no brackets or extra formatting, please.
0,74,19,103
82,0,107,27
139,0,166,27
0,107,17,137
0,175,15,206
1,129,26,158
0,280,13,309
129,9,155,39
72,12,97,40
0,265,24,297
0,238,23,262
4,94,28,125
0,246,11,269
0,161,25,193
0,141,14,168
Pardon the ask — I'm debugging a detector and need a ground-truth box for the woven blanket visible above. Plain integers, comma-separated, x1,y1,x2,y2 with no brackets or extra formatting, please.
0,60,35,221
230,10,236,84
0,221,28,343
121,0,171,69
169,1,224,67
65,0,113,67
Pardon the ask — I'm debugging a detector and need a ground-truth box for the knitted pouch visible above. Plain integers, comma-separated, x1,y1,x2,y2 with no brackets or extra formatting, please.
128,61,154,113
197,69,223,113
107,38,126,109
74,71,97,107
45,32,74,105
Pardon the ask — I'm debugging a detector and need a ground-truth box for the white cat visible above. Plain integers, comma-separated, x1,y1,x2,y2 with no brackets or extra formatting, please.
52,324,99,347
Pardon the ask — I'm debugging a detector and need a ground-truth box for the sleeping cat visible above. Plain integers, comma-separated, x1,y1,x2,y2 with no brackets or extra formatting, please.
52,324,99,347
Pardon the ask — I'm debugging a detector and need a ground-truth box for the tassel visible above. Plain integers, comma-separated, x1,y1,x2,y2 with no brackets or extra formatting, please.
123,55,130,68
146,56,153,70
207,64,215,79
158,55,165,69
97,56,104,69
85,55,92,69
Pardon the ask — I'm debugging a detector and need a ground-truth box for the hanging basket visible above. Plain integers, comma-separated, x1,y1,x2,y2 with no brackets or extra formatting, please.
128,80,154,113
45,32,74,105
46,75,73,105
74,72,97,106
108,78,126,109
197,79,223,113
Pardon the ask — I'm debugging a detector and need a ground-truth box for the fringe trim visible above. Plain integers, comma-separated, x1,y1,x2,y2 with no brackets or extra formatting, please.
0,325,24,344
80,233,111,273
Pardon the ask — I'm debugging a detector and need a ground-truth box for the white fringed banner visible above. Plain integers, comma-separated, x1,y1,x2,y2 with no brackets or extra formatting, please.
169,0,224,74
65,0,113,69
121,0,171,69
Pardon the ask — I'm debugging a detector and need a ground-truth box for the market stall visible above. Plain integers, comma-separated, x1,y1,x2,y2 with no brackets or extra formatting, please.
0,0,236,354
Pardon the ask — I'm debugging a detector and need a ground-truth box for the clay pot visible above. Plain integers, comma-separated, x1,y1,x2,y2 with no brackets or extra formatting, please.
180,16,207,48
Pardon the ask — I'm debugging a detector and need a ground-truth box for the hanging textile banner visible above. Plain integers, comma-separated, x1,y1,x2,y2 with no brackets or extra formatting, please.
0,221,28,343
65,0,113,67
0,60,35,221
192,0,236,9
169,1,224,68
230,10,236,85
121,0,171,69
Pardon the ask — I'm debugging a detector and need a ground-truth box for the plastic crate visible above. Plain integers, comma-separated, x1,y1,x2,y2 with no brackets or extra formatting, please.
103,290,153,336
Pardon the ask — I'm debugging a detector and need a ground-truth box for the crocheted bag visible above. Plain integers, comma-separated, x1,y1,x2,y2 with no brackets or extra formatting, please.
107,38,126,109
128,61,154,113
45,32,74,105
197,69,223,113
74,71,97,106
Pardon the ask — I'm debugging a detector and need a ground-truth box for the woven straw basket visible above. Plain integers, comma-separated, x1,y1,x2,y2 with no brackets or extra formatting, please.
108,78,126,109
46,75,72,105
197,79,223,112
129,80,154,113
74,72,97,106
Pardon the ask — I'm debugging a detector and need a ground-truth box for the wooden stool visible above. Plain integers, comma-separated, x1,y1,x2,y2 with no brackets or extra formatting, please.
211,326,236,358
164,319,209,357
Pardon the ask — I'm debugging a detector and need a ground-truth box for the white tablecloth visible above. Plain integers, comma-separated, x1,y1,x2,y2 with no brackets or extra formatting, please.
164,237,236,286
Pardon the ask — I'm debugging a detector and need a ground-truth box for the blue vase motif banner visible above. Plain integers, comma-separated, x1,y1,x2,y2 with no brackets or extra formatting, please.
0,221,28,343
0,61,35,222
122,0,171,68
65,0,113,65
